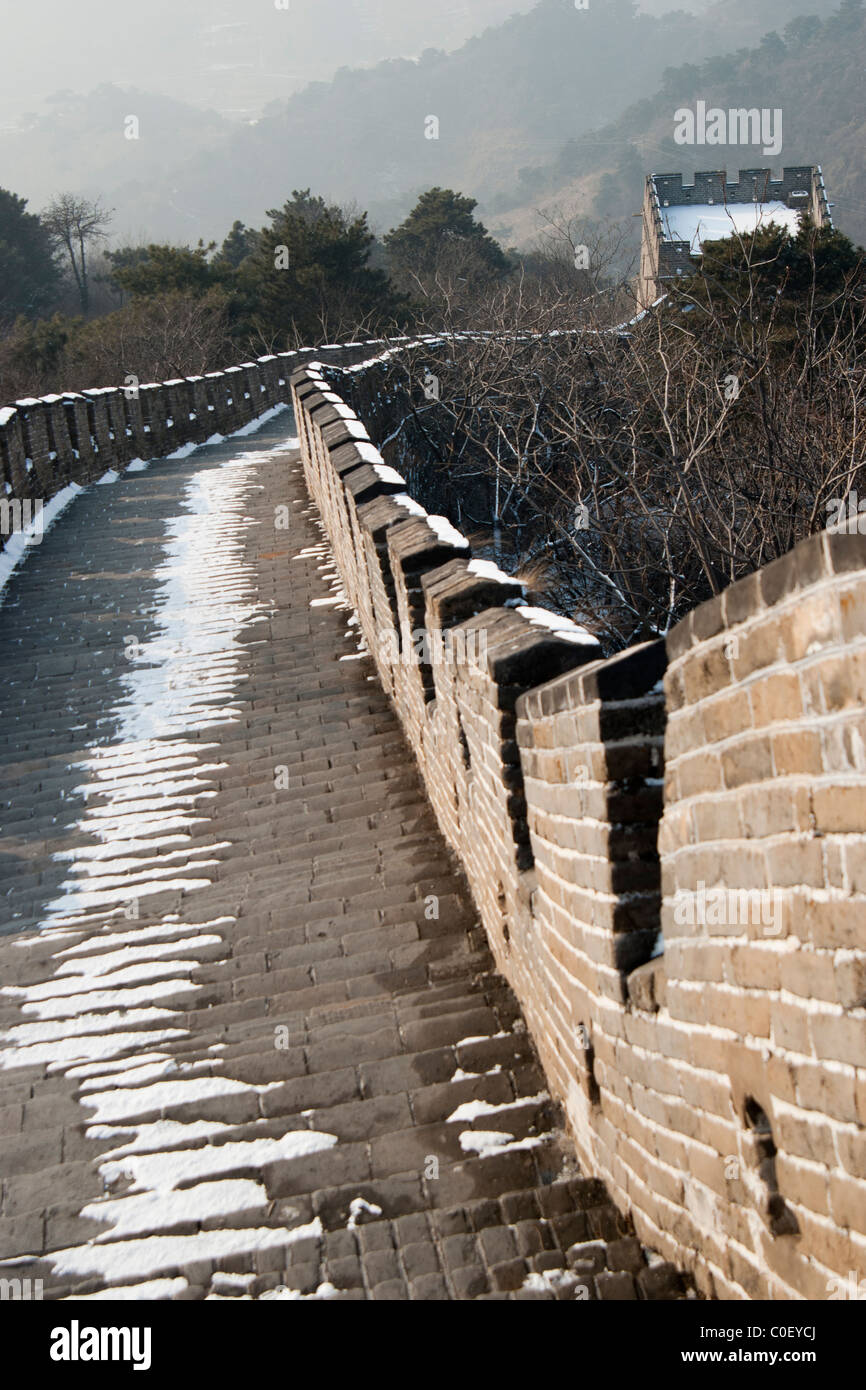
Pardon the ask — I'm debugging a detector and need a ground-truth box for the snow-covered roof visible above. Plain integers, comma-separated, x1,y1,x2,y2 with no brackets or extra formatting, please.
660,201,801,253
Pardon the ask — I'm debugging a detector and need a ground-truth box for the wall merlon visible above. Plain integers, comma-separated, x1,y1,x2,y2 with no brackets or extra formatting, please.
294,345,866,1301
321,419,372,452
344,463,406,508
387,515,470,577
421,558,524,628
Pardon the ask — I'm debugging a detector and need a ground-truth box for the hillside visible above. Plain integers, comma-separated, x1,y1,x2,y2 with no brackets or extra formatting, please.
0,0,539,126
1,0,846,243
488,0,866,251
133,0,842,240
0,86,232,240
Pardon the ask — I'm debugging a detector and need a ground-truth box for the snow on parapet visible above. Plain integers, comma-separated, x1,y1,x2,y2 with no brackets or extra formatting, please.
337,419,370,442
468,558,521,589
321,319,655,386
369,483,471,547
516,605,600,647
426,515,469,550
351,441,386,466
391,492,428,519
372,464,406,487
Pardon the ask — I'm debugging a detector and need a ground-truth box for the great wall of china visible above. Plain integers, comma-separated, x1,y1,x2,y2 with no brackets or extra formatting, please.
1,339,864,1301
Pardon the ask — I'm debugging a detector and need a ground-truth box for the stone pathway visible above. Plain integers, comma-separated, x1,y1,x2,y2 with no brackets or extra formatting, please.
0,411,686,1300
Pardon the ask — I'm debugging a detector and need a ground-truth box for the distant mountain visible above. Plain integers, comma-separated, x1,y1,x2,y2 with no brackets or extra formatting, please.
0,0,852,245
0,0,539,127
0,86,232,239
487,0,866,252
124,0,816,240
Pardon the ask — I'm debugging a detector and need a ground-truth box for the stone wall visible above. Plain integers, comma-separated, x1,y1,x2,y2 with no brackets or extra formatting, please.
652,167,828,211
6,332,863,1300
638,166,833,309
293,349,866,1302
0,343,384,556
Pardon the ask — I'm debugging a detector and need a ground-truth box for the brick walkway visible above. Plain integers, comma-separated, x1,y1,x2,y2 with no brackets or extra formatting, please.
0,413,685,1301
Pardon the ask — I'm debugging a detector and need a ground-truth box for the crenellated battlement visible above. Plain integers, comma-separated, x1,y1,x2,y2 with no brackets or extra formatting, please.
291,340,866,1303
638,164,833,309
2,331,864,1304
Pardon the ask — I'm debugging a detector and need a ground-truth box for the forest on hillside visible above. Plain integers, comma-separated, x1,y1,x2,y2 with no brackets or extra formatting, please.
490,0,866,249
0,0,850,244
0,184,618,401
343,220,866,649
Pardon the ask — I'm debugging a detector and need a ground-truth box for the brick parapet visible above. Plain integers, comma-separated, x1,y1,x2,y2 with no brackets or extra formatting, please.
294,348,866,1303
5,331,865,1303
0,344,383,558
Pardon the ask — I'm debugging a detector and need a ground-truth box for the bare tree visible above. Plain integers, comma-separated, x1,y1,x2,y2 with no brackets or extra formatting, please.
66,289,232,385
529,203,637,303
0,290,233,401
332,231,866,652
42,194,113,315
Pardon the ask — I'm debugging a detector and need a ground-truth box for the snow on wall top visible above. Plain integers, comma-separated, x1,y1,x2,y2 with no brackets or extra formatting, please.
516,606,600,647
661,201,801,252
468,558,518,588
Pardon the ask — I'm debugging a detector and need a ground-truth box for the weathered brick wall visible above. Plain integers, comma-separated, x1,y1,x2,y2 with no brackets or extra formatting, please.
9,334,862,1299
293,349,866,1303
0,343,382,557
651,532,866,1298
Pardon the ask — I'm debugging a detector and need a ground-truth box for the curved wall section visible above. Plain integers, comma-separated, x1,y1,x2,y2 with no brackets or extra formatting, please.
293,348,866,1302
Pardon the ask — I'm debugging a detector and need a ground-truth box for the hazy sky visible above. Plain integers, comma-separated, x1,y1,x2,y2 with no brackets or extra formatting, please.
0,0,557,124
0,0,712,127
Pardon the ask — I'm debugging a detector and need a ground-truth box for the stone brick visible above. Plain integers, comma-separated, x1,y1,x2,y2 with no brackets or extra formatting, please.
450,1265,489,1298
477,1225,517,1265
363,1249,402,1285
567,1241,608,1274
370,1279,409,1300
408,1273,450,1300
489,1259,528,1291
606,1237,645,1273
597,1270,637,1299
636,1263,684,1300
